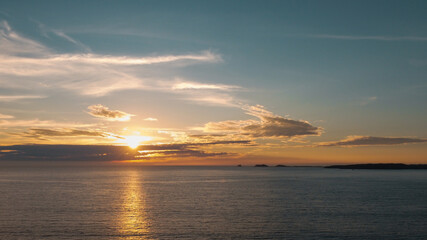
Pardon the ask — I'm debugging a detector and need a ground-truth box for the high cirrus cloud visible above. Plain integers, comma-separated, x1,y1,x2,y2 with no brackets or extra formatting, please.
87,104,134,121
0,21,222,96
0,95,46,102
203,105,321,139
172,80,240,91
319,136,427,147
307,34,427,41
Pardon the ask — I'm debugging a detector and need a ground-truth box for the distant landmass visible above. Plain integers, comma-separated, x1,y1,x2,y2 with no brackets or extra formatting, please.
254,164,268,167
275,165,287,167
325,163,427,169
252,164,288,167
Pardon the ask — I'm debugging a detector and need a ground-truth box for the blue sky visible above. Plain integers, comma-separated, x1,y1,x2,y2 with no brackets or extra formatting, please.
0,0,426,164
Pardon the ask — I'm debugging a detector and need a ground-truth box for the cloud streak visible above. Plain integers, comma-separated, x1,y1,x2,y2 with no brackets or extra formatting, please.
184,94,240,107
144,117,158,121
0,113,14,119
0,95,46,102
13,128,119,142
319,136,427,147
15,51,220,66
87,104,134,121
51,29,92,52
172,81,239,91
0,119,94,128
23,128,109,138
309,34,427,41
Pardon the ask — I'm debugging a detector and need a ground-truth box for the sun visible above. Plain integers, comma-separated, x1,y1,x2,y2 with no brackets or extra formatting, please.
122,135,152,149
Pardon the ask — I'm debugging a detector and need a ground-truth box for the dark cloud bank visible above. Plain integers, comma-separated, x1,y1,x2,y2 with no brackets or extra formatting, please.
0,141,251,161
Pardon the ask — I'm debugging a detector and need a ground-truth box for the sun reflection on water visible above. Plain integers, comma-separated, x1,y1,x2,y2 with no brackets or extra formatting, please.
118,170,150,239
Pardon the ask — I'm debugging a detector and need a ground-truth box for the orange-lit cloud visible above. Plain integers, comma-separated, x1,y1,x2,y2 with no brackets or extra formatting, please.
87,104,134,121
0,119,94,128
0,113,14,119
203,105,321,138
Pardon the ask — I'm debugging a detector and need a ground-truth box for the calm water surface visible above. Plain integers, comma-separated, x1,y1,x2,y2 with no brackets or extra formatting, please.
0,165,426,239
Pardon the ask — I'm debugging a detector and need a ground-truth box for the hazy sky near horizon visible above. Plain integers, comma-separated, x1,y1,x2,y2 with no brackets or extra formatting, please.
0,0,426,165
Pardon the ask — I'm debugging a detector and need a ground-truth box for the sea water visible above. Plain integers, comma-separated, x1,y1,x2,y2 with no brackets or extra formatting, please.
0,165,426,239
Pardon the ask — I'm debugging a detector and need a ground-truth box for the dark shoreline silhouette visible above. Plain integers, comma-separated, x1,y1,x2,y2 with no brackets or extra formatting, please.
325,163,427,169
275,164,287,167
252,164,288,167
254,164,268,167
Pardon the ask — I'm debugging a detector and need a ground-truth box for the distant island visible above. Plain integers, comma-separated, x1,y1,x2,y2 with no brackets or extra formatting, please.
254,164,268,167
253,164,288,167
325,163,427,169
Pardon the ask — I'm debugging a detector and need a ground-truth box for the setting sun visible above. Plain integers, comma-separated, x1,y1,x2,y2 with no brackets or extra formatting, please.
121,135,152,149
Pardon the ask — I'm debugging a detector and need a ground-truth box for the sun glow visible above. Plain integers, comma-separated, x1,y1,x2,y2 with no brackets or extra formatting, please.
121,135,152,149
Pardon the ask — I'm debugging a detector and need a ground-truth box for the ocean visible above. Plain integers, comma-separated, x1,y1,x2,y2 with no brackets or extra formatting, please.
0,165,426,239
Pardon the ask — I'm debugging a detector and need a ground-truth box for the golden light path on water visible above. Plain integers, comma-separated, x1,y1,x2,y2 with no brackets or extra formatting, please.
118,170,150,239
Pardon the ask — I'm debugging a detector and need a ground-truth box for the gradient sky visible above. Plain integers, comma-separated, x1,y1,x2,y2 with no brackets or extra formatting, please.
0,0,426,165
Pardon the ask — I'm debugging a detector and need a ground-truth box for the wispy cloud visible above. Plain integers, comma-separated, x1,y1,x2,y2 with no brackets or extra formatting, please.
0,21,222,97
29,51,220,66
144,117,158,121
318,136,427,147
359,96,377,106
51,29,92,52
0,113,14,119
0,21,48,55
169,78,243,107
172,80,240,91
185,94,240,107
0,95,46,102
87,104,134,122
308,34,427,41
33,20,92,52
0,119,94,128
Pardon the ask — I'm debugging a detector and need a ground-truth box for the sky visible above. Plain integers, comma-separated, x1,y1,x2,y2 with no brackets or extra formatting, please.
0,0,426,165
